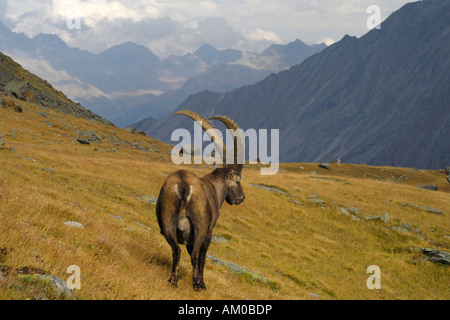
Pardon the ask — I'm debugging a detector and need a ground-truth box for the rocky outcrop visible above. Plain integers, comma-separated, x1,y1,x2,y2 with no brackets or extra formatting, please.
415,248,450,265
402,203,443,215
207,255,270,284
0,52,113,126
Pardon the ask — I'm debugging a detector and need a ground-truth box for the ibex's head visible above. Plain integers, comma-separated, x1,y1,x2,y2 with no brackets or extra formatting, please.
174,111,245,206
224,169,245,205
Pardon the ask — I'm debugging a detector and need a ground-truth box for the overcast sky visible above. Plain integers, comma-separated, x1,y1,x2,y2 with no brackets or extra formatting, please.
0,0,414,57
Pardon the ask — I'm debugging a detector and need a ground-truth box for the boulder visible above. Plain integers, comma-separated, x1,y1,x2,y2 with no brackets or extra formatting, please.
446,167,450,175
211,236,230,243
319,163,330,170
5,80,34,102
364,213,389,223
207,255,270,284
250,184,292,196
79,130,102,142
123,127,146,136
402,203,442,214
140,195,158,203
36,275,74,298
64,221,84,229
416,248,450,265
76,138,90,145
346,207,359,215
447,175,450,184
417,185,438,191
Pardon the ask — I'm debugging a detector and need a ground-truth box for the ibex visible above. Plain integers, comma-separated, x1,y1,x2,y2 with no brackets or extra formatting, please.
156,110,245,291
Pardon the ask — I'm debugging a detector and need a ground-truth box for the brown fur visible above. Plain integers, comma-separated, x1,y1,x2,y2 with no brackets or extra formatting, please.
156,167,244,291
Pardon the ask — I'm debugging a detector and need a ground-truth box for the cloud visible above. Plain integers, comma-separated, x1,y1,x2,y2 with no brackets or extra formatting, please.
3,0,415,57
247,29,282,43
195,17,243,49
63,16,181,54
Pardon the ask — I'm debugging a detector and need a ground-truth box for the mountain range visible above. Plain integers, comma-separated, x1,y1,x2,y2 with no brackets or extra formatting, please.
137,0,450,170
0,21,325,126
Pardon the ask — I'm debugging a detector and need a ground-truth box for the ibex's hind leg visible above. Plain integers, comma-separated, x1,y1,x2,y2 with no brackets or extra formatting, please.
166,237,181,287
188,235,211,291
188,242,204,291
196,235,212,291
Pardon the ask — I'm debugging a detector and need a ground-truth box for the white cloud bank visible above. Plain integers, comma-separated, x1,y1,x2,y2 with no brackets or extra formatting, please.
2,0,414,57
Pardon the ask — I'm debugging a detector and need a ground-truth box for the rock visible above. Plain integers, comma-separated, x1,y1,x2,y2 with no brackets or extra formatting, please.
319,163,330,170
309,292,320,299
42,168,55,174
5,80,34,102
250,184,292,196
416,248,450,265
288,199,302,206
140,195,158,203
446,167,450,175
380,213,390,223
36,275,74,298
339,208,350,216
308,198,325,204
64,221,84,229
447,175,450,184
352,215,361,221
79,130,102,142
211,236,230,243
0,136,5,150
417,185,438,191
123,127,147,136
207,255,270,284
364,213,389,223
330,159,342,164
76,138,90,145
346,207,359,215
393,226,410,233
402,203,442,214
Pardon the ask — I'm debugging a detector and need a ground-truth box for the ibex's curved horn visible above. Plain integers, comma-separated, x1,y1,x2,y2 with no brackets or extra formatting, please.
209,115,244,174
175,110,228,167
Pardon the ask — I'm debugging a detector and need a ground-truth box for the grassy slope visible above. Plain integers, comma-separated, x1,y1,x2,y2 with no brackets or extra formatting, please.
0,96,449,300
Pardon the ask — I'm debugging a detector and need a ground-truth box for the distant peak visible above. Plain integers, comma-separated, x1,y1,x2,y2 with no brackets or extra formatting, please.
194,44,218,55
32,33,67,48
286,38,308,48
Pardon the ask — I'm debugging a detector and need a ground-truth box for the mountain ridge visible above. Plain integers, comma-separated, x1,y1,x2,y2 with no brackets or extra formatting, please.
139,0,450,170
0,19,326,126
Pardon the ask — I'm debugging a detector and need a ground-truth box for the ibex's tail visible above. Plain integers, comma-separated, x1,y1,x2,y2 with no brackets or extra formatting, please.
177,199,190,232
175,184,193,244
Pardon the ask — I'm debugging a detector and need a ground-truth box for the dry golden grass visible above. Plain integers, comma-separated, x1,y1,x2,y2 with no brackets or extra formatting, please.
0,96,449,300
